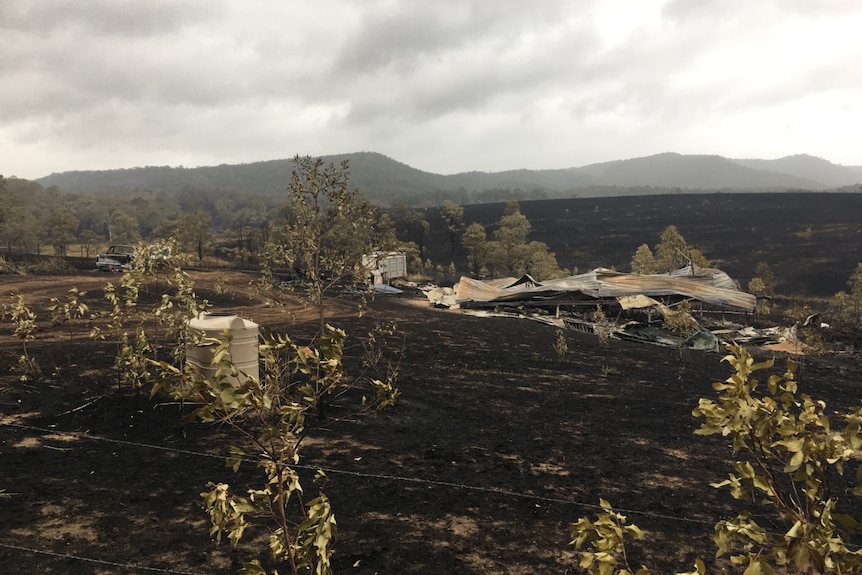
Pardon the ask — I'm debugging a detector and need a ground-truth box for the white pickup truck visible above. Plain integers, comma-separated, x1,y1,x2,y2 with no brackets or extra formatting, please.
95,245,136,271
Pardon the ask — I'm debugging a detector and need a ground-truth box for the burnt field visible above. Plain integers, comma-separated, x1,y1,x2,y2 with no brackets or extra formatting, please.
2,192,862,574
426,192,862,298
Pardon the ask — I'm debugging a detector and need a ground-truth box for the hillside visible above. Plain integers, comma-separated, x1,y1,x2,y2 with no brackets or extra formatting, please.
36,152,862,206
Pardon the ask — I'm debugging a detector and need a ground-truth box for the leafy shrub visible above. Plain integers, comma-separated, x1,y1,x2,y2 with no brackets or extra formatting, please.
571,344,862,574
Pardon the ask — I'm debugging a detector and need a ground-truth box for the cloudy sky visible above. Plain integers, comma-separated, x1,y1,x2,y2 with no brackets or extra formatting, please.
2,0,861,180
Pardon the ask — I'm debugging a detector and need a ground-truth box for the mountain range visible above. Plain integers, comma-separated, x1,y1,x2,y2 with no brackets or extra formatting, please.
36,152,862,206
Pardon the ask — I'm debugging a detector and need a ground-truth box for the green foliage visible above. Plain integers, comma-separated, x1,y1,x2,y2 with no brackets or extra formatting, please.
694,344,862,572
848,263,862,323
262,156,376,333
90,238,208,389
630,243,657,274
554,328,568,361
748,261,777,317
570,344,862,574
747,277,765,296
463,201,564,280
828,291,853,328
747,278,772,316
490,201,532,276
600,365,619,377
171,211,213,263
634,225,710,274
783,302,814,325
111,211,142,244
2,293,41,380
462,222,488,276
440,201,465,258
569,499,651,575
47,207,79,258
152,319,399,575
148,171,400,572
48,287,89,341
661,300,699,338
593,305,611,346
826,264,862,329
754,261,777,297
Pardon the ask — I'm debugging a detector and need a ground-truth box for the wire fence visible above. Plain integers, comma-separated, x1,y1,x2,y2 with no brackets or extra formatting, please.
6,419,850,572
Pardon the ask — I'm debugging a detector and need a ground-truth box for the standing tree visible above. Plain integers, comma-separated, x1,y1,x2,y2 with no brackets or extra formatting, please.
653,225,689,271
633,225,710,274
462,222,488,277
176,211,213,264
151,156,401,575
47,207,79,258
111,212,141,244
440,201,465,259
388,203,430,260
571,345,862,575
848,262,862,322
0,205,38,255
754,260,777,297
630,243,658,274
263,156,376,336
491,201,532,276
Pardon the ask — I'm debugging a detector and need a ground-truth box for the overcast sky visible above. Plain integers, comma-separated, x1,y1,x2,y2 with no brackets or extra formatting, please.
2,0,861,180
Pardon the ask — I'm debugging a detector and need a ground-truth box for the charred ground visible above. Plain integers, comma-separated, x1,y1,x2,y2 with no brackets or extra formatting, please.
2,192,862,574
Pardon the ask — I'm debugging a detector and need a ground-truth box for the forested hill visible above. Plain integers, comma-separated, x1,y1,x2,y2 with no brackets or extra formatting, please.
36,151,862,206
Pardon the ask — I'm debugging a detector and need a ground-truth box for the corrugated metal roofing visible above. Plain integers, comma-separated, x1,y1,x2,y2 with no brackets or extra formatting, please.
454,266,756,311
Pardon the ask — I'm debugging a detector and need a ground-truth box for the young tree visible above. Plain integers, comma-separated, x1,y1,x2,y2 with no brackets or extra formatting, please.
848,262,862,322
77,229,100,258
47,207,79,257
388,203,430,259
263,156,376,336
754,260,777,297
151,158,401,575
747,277,771,316
571,345,862,574
111,212,141,244
524,241,565,280
492,201,531,276
440,201,465,259
653,225,688,272
0,205,38,255
651,225,710,273
630,243,657,274
373,212,400,251
462,222,488,277
176,211,213,264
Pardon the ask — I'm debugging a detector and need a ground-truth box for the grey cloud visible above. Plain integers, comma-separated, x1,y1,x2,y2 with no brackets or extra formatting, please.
333,0,579,76
3,0,861,179
1,0,215,37
333,3,601,125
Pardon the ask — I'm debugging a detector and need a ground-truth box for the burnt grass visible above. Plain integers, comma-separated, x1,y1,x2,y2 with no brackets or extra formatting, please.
2,192,862,574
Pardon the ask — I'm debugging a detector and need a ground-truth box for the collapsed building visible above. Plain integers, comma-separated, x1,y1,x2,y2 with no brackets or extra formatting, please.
425,265,762,351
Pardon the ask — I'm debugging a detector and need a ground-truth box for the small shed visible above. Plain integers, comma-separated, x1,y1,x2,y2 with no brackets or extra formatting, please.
362,251,407,285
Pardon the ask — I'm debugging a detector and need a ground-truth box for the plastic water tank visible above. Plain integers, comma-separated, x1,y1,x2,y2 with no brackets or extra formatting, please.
186,312,259,385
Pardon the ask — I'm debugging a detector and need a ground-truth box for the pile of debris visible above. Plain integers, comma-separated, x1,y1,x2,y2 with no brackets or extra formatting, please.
423,265,807,352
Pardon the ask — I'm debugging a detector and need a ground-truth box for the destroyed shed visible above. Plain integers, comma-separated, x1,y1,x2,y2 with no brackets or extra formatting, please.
424,265,757,351
444,265,756,314
363,251,407,285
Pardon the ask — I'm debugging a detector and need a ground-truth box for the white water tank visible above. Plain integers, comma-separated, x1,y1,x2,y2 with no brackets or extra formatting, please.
186,312,259,385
